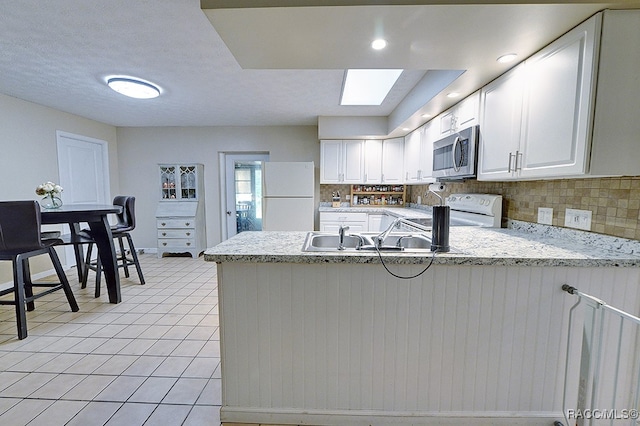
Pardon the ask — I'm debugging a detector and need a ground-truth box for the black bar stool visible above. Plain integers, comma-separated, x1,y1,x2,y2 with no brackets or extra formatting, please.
82,196,145,297
0,201,79,339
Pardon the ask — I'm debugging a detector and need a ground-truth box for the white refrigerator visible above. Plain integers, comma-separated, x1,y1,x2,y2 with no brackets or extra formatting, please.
262,161,315,231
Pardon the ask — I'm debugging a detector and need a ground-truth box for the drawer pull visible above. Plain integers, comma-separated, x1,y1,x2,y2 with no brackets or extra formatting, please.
185,222,190,226
162,232,167,236
161,222,166,226
186,242,191,246
186,232,191,236
162,242,167,246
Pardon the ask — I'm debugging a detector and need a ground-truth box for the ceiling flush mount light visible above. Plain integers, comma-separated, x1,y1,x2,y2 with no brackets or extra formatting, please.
107,77,160,99
371,39,387,50
446,92,460,98
497,53,518,63
340,69,403,106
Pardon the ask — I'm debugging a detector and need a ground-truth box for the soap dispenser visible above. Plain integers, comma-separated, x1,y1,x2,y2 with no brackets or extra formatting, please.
428,184,450,253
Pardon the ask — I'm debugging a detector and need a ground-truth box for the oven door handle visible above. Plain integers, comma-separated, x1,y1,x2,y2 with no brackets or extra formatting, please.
451,136,461,172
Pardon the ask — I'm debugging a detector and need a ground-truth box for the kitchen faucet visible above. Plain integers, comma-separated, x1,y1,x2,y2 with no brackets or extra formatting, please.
338,225,350,250
376,217,430,248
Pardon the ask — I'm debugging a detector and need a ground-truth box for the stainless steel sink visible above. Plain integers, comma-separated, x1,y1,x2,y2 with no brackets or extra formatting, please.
374,233,432,249
302,232,374,252
302,231,433,252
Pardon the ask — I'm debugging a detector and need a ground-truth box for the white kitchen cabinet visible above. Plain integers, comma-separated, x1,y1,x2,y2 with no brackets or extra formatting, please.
320,140,364,184
438,91,480,137
518,16,598,179
404,121,437,184
478,15,598,180
381,137,404,184
367,213,393,232
155,163,206,258
319,211,367,232
362,138,404,184
477,65,525,180
588,10,640,176
363,140,383,183
403,128,422,183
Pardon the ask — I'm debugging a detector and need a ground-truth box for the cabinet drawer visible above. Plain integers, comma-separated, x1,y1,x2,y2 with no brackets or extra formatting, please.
158,238,196,248
157,218,195,228
157,229,195,239
319,212,367,223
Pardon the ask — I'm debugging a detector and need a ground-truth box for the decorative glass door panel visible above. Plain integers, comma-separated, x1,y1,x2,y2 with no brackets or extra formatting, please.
160,166,177,199
180,166,197,199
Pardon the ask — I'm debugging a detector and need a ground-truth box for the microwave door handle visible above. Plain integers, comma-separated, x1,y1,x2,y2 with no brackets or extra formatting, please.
451,136,461,171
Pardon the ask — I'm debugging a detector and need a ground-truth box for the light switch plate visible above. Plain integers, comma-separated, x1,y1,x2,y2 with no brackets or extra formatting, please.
565,208,592,231
537,207,553,225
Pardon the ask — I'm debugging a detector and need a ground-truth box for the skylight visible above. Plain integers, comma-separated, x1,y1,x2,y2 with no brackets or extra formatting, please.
340,69,403,106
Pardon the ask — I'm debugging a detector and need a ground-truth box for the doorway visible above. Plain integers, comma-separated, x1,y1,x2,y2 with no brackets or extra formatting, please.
56,131,111,266
222,153,270,240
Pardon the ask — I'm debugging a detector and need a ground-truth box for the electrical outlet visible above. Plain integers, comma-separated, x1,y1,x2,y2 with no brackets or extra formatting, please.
564,208,592,231
537,207,553,225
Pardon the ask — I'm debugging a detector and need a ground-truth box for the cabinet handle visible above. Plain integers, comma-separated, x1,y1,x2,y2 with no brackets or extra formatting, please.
381,173,385,182
185,222,190,226
161,222,166,226
405,172,409,180
507,152,515,173
515,151,523,172
162,242,167,246
364,173,368,182
162,232,166,236
186,242,191,246
186,232,191,236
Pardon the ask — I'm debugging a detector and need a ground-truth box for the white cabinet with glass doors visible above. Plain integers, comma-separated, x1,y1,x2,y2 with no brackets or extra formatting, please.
155,163,206,258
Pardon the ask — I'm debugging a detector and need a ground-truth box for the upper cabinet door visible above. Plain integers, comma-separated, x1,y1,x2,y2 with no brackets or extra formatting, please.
477,65,524,181
320,140,342,183
403,129,422,183
364,139,383,183
381,137,404,183
342,140,365,183
519,16,599,179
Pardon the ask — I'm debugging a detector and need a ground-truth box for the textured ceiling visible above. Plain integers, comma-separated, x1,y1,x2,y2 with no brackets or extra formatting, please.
0,0,636,131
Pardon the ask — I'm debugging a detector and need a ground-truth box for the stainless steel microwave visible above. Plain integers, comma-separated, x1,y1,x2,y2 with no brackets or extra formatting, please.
432,125,479,180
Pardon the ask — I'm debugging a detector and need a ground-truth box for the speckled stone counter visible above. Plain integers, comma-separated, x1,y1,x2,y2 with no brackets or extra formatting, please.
204,224,640,267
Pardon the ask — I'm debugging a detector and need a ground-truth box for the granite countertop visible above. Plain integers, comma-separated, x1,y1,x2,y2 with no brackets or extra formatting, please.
204,223,640,267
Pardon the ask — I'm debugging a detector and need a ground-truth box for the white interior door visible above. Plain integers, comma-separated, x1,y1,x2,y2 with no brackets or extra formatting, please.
221,153,269,240
56,131,111,265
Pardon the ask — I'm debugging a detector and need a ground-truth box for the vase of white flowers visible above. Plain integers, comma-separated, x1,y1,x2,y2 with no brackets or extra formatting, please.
36,181,63,209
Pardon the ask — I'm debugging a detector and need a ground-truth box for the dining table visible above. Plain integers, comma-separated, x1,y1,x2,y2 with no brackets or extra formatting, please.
41,203,123,304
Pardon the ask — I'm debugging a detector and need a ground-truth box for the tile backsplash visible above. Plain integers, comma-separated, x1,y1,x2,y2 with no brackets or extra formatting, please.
320,177,640,240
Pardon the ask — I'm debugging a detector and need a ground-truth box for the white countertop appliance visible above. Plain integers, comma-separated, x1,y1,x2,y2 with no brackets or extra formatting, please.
447,193,503,227
262,161,314,231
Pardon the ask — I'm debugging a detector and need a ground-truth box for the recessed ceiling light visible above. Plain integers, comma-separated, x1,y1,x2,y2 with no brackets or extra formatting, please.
340,69,403,106
371,39,387,50
446,92,460,98
107,77,160,99
497,53,518,63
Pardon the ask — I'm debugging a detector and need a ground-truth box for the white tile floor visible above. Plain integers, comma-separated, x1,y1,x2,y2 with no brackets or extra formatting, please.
0,254,221,426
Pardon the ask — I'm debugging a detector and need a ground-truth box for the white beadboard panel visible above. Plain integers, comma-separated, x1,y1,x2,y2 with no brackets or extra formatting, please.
217,262,640,423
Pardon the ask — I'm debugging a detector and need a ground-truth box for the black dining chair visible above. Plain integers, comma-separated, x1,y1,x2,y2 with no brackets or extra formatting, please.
0,201,79,339
82,196,145,297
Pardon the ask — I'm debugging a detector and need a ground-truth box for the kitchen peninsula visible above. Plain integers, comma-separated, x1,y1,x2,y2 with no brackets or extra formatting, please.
205,225,640,426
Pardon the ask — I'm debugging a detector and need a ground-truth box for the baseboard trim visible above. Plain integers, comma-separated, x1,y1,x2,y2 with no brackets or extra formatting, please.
220,407,565,425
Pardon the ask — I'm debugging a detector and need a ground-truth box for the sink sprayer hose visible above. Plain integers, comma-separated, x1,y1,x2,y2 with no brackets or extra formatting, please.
374,246,439,280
